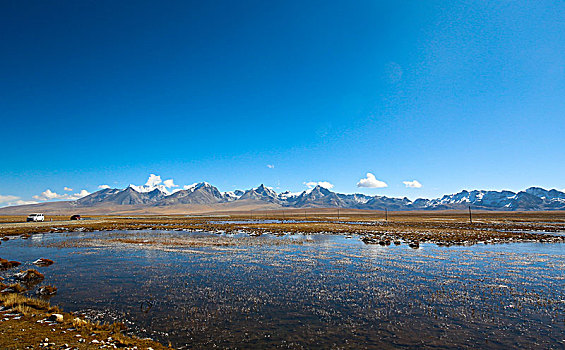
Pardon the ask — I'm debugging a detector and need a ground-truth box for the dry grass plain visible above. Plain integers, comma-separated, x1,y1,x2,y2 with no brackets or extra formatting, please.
1,209,564,245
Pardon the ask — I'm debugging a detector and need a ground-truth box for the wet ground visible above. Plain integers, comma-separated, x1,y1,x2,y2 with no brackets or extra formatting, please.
1,230,564,349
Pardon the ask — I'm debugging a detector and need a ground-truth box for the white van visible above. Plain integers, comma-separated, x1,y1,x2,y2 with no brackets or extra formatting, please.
26,213,45,222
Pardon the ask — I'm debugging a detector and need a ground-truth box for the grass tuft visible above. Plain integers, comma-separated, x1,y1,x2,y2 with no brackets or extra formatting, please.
0,283,26,294
36,285,58,296
0,258,21,269
0,292,59,315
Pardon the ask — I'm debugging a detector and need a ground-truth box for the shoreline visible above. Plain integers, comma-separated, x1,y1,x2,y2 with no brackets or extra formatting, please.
0,291,170,349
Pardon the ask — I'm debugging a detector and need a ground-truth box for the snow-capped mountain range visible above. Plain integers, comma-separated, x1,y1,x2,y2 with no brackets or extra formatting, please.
68,183,565,211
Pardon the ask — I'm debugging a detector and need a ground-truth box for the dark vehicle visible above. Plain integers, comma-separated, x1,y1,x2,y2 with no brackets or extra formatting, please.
70,215,81,220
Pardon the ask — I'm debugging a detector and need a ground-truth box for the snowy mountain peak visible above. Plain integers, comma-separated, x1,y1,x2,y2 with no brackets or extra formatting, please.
525,187,565,200
278,191,302,200
255,184,277,197
182,182,212,192
222,190,244,202
128,184,171,195
238,184,279,202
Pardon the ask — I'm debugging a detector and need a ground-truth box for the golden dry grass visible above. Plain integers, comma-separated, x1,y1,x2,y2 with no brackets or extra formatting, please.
0,283,26,294
0,258,21,269
1,211,564,245
0,292,58,315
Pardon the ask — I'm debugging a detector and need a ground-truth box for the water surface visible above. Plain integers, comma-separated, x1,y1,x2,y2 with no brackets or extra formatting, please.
1,230,564,349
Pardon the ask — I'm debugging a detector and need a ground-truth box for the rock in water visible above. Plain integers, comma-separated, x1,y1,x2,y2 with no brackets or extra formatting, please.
14,269,45,282
33,258,54,267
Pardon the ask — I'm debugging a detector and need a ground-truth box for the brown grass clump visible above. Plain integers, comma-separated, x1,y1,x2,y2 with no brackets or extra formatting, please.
14,269,45,282
0,292,59,315
0,283,27,294
69,315,171,348
36,285,57,296
0,258,21,269
72,316,126,333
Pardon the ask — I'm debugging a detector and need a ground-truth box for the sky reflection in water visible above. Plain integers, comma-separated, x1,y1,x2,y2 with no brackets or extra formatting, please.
1,230,564,349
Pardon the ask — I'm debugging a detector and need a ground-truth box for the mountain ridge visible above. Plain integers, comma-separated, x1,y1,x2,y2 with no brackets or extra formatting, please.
2,183,565,214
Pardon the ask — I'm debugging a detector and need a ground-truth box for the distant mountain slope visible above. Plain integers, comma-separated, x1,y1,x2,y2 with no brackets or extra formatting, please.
240,184,280,203
2,184,565,214
156,182,224,205
364,195,413,211
77,186,168,205
291,186,345,208
411,188,565,210
76,188,121,206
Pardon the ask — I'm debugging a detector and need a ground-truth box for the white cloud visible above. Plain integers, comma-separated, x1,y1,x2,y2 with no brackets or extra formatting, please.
304,181,334,189
74,189,90,198
33,189,91,201
64,187,73,191
98,185,111,189
145,174,162,187
0,195,38,208
357,173,388,188
130,174,179,194
163,179,178,188
403,180,422,188
11,200,38,207
0,195,20,203
267,164,275,169
33,189,59,200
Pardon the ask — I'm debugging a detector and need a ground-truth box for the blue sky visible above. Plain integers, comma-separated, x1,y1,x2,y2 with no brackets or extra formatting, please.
1,1,564,206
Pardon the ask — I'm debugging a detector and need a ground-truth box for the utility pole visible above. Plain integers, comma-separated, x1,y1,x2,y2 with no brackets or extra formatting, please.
385,208,388,223
337,208,340,221
304,209,307,220
469,206,472,224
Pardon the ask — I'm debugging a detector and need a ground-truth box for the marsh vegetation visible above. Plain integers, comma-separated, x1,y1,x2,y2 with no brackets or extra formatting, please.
0,212,564,348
